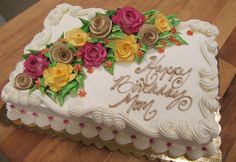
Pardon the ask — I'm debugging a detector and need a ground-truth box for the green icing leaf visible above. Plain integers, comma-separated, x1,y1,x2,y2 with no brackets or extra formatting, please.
135,44,148,64
29,85,37,94
166,15,176,20
112,25,122,32
72,60,83,66
159,31,172,39
106,10,116,17
105,41,114,49
146,15,156,24
79,18,90,32
104,49,115,75
166,15,180,27
46,43,53,49
60,32,64,38
49,60,57,68
107,49,115,59
140,44,148,52
70,85,79,96
96,12,106,17
171,18,181,27
28,50,41,55
22,54,30,60
79,18,90,25
67,43,77,52
76,74,85,88
104,60,115,75
175,35,188,45
40,78,47,87
45,89,57,101
57,80,78,106
108,31,124,39
88,37,104,44
40,86,46,95
143,10,159,16
143,10,160,25
44,52,53,63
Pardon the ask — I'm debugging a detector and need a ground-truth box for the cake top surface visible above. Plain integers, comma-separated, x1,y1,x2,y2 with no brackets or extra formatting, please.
1,3,220,146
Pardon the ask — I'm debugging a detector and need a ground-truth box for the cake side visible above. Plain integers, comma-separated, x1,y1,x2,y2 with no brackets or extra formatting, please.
1,3,221,160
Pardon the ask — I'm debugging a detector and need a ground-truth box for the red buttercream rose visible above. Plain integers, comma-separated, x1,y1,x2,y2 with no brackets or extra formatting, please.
80,43,107,68
112,7,145,35
24,53,49,79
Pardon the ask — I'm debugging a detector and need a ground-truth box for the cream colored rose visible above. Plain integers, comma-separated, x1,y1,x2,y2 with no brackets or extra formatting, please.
65,28,89,47
154,13,171,33
114,35,139,63
43,63,76,92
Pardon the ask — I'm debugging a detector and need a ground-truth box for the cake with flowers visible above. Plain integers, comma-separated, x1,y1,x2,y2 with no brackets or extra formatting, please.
1,3,221,161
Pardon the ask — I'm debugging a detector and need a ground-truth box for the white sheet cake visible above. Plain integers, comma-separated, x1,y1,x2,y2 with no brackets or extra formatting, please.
1,3,221,161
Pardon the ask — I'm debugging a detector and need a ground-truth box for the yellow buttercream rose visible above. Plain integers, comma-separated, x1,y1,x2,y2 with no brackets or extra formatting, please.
154,13,171,33
114,35,139,63
65,28,89,47
43,63,76,92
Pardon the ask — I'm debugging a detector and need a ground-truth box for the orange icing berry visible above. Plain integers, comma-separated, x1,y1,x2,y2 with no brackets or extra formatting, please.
75,51,81,58
104,39,110,44
78,89,87,97
171,28,177,34
187,30,193,36
161,40,166,46
104,60,113,68
87,67,94,73
35,79,40,89
169,37,176,43
137,50,144,58
42,48,49,54
176,41,181,46
157,47,165,54
74,64,82,72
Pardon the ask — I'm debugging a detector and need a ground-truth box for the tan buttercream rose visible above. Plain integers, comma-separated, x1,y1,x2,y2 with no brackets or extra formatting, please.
14,73,33,90
89,15,112,39
50,42,74,64
139,24,159,48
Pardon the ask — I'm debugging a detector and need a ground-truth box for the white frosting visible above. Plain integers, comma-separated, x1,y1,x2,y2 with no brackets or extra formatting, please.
6,103,218,160
1,4,221,160
151,140,168,153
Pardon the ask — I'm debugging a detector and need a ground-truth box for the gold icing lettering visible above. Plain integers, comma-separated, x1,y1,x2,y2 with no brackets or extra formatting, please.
109,56,193,121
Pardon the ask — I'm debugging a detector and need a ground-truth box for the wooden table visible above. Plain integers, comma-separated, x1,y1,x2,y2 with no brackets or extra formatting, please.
0,0,236,161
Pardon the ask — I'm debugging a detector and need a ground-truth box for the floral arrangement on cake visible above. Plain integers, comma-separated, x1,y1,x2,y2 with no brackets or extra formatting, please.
14,7,188,105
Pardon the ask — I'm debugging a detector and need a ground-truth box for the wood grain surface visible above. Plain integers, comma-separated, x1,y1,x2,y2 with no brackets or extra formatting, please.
0,0,236,162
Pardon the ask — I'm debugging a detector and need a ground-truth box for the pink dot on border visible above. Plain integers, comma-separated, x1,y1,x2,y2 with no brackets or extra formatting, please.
48,116,54,121
131,135,136,140
20,109,26,114
186,146,192,151
79,122,85,128
96,126,102,132
63,120,69,125
201,146,208,151
166,142,172,147
113,130,118,135
149,138,155,144
32,112,38,117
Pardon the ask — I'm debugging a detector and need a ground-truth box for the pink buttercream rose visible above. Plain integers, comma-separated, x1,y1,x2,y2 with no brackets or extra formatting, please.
81,43,107,68
24,53,49,79
112,7,145,34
